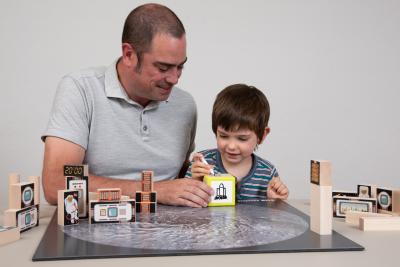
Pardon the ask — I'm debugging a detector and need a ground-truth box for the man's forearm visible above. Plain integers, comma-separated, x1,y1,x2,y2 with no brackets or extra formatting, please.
43,171,142,205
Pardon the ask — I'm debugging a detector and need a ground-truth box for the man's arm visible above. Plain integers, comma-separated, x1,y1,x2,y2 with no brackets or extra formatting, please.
42,137,212,207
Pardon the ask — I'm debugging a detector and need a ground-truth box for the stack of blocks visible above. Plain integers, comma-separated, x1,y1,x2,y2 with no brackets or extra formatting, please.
58,165,90,226
310,160,332,235
3,173,40,234
89,187,136,223
336,184,400,231
136,171,157,213
204,174,236,206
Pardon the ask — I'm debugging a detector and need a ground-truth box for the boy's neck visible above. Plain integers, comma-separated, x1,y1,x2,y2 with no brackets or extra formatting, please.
221,154,253,182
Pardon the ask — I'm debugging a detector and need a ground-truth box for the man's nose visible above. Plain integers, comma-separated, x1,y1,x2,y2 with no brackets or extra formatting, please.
165,68,180,85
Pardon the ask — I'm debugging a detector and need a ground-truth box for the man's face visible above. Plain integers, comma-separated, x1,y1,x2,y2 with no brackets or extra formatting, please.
129,33,187,106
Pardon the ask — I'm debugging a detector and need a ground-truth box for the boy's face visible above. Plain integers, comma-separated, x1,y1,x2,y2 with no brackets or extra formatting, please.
216,126,260,166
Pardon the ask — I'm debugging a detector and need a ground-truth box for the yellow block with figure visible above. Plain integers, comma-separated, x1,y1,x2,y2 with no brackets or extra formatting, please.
204,175,236,206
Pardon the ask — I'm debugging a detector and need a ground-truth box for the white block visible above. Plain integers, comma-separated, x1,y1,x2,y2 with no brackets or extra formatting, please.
310,183,332,235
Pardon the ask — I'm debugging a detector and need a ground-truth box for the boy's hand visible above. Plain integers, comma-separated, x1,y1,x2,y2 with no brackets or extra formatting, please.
267,176,289,200
191,153,214,180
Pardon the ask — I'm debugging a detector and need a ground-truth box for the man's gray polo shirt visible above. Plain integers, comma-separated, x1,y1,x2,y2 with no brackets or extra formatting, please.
42,61,197,181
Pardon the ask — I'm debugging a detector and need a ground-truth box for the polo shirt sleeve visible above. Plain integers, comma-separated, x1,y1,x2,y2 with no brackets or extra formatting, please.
41,75,90,150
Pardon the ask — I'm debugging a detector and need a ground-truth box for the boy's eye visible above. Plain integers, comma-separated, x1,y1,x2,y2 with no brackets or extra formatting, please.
219,135,228,139
238,137,249,141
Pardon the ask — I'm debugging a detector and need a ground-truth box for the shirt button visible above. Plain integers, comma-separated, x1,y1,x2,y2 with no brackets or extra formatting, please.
143,126,147,131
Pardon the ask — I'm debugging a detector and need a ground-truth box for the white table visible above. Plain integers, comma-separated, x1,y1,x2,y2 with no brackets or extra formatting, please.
1,200,398,267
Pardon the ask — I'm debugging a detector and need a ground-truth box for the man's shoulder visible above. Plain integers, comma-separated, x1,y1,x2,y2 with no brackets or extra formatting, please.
169,87,196,105
63,66,107,82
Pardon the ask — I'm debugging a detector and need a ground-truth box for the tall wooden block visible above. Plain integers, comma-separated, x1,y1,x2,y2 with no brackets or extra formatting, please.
142,171,154,192
9,182,35,209
310,183,332,235
310,160,332,186
58,190,79,226
0,226,20,246
8,173,20,187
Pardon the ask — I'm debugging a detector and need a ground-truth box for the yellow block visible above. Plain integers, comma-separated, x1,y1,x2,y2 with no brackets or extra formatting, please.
204,175,236,206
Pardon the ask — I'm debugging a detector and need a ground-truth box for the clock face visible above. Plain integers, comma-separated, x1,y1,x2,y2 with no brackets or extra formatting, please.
64,165,84,177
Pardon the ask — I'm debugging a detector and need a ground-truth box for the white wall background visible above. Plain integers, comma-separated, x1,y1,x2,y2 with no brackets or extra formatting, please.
1,0,399,210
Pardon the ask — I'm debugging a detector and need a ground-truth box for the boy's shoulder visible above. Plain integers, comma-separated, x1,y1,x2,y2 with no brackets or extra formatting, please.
253,154,277,172
198,148,218,158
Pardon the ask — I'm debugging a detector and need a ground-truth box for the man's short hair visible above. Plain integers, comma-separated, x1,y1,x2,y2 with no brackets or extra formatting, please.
122,4,185,69
212,84,270,141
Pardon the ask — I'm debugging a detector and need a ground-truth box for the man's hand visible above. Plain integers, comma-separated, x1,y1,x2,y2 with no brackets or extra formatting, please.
267,176,289,200
155,178,214,208
190,153,213,180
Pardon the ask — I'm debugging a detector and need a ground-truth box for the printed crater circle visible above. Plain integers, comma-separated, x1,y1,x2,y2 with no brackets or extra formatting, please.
63,204,308,250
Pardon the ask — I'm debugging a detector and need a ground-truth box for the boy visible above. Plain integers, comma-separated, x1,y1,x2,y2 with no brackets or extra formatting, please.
185,84,289,200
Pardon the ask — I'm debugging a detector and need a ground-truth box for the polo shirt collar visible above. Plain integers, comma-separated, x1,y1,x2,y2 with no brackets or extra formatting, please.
104,59,163,109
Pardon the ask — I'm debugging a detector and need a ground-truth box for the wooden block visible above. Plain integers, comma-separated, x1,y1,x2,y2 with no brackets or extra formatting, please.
333,196,377,218
8,173,20,187
135,202,156,213
28,176,40,205
135,191,157,203
357,184,377,198
89,192,99,202
9,182,35,209
142,171,154,192
66,176,89,218
310,183,332,235
332,190,358,198
360,216,400,231
204,175,236,206
97,188,121,201
8,173,20,209
0,226,20,246
345,210,392,225
89,199,135,223
120,195,130,200
376,187,400,213
310,160,331,186
4,205,39,232
58,190,79,226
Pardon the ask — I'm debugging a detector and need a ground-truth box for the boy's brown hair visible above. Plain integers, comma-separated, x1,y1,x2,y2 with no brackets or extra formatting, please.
212,84,270,141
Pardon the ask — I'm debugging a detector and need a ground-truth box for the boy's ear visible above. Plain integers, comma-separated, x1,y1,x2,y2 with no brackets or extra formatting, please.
258,127,270,145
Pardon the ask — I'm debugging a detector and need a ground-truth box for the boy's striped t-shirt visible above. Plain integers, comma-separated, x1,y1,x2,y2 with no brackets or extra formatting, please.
185,149,279,200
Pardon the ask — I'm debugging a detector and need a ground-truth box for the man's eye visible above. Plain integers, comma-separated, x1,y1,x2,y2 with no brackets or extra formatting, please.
177,65,184,70
158,67,168,72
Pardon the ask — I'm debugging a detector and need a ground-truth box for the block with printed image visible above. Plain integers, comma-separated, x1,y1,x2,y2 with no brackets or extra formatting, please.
204,174,236,206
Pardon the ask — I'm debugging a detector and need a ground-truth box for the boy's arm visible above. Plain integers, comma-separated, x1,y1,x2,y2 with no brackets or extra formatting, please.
188,153,214,180
267,176,289,200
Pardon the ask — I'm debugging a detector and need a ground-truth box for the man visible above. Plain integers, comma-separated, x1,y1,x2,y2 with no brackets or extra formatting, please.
42,4,213,208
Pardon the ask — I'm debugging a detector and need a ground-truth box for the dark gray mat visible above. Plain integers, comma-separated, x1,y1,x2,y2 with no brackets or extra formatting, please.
32,200,363,261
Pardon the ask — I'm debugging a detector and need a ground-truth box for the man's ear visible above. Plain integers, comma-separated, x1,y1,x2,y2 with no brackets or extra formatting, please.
121,43,138,68
258,127,270,145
